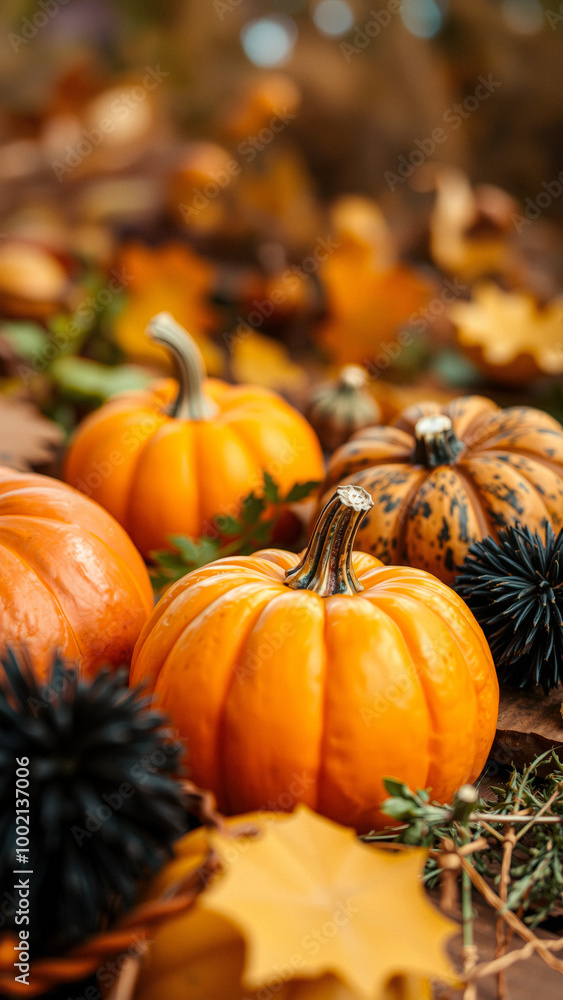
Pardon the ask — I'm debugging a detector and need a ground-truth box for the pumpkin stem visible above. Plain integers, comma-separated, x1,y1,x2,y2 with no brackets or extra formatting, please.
413,414,465,467
145,312,216,420
285,485,373,597
338,365,369,391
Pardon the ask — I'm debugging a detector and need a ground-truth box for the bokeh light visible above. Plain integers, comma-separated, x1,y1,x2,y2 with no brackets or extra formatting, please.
312,0,354,37
240,16,298,67
501,0,544,34
400,0,444,38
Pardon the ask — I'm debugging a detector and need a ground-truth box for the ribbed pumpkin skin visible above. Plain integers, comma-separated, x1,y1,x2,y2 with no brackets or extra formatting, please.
131,547,498,833
64,377,324,558
320,395,563,586
0,467,153,680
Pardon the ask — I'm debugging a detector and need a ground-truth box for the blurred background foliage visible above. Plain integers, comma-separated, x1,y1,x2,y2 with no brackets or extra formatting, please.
0,0,562,467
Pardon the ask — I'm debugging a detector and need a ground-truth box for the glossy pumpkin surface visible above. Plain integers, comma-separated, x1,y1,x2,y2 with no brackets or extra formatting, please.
320,395,563,586
64,313,323,558
0,466,153,680
131,486,498,833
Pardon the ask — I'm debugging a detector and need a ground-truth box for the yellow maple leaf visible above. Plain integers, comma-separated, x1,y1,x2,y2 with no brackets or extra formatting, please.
202,806,456,999
448,281,563,376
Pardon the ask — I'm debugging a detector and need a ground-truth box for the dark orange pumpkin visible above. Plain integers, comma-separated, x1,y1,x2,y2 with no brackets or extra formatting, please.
319,395,563,585
0,467,153,680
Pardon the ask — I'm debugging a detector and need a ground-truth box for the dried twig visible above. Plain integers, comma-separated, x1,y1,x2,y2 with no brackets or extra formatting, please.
494,826,516,1000
470,935,563,981
459,855,563,976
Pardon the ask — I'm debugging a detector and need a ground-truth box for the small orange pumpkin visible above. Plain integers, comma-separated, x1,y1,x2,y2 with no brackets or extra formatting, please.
0,467,153,680
131,484,498,833
64,313,324,558
319,395,563,585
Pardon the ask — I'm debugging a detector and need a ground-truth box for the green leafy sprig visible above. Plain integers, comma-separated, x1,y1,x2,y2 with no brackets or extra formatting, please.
149,473,320,592
367,751,563,927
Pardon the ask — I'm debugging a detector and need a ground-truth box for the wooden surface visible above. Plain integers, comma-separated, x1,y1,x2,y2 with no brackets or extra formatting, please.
492,684,563,771
432,892,563,1000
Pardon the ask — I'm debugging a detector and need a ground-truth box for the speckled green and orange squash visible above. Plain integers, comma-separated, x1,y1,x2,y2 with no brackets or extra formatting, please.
319,395,563,585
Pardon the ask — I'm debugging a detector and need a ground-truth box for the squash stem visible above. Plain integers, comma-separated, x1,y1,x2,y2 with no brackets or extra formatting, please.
338,365,369,391
413,414,465,467
285,485,373,597
145,312,216,420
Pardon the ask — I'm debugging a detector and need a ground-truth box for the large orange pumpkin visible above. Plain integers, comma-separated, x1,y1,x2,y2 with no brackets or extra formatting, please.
64,312,324,558
320,395,563,586
131,484,498,833
0,467,153,680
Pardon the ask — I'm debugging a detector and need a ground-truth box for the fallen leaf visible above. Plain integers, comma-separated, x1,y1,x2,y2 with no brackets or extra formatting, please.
0,240,69,319
0,396,62,469
429,167,517,280
315,196,433,365
448,282,563,381
112,243,223,373
231,330,308,392
318,260,433,366
203,806,456,999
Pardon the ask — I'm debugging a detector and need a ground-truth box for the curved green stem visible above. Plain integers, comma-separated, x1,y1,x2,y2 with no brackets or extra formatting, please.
285,484,373,597
145,312,216,420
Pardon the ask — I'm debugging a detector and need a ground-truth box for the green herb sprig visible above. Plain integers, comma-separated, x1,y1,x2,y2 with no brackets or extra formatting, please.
149,473,320,592
367,750,563,927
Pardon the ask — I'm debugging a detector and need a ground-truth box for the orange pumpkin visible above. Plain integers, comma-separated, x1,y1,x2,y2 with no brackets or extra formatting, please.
131,484,498,833
320,395,563,586
64,313,324,558
0,467,153,680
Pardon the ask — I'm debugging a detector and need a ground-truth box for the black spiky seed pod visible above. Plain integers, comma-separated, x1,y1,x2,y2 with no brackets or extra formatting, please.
0,649,190,957
455,523,563,694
